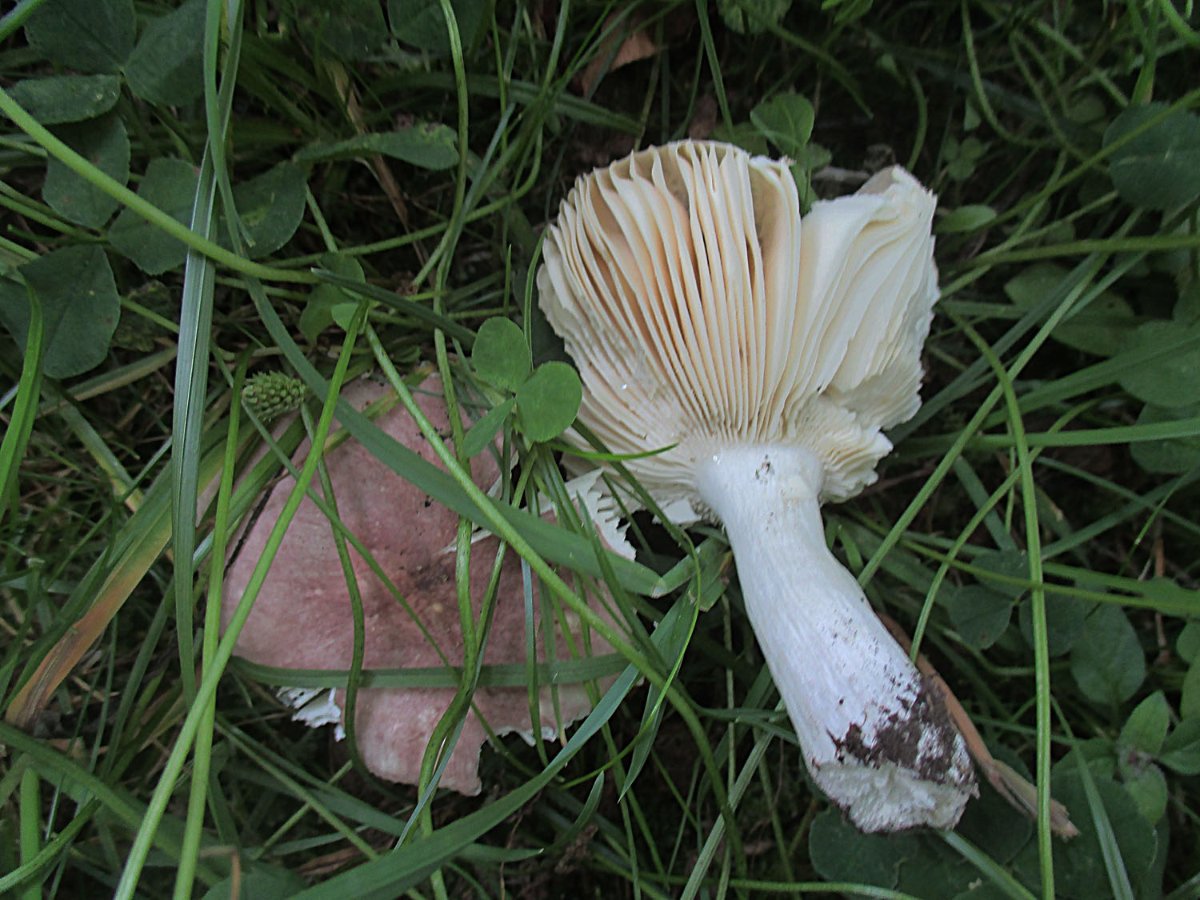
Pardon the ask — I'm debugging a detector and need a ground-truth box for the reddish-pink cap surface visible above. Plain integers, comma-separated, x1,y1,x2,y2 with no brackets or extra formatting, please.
223,376,612,794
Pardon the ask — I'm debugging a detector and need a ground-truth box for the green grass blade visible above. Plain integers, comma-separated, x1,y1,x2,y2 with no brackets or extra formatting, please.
0,283,42,529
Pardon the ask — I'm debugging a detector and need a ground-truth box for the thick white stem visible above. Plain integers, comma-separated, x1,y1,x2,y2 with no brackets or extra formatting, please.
695,445,975,831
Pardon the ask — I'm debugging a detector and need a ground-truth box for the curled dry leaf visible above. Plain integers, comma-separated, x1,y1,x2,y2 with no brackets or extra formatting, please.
577,12,659,96
880,613,1079,839
223,376,614,795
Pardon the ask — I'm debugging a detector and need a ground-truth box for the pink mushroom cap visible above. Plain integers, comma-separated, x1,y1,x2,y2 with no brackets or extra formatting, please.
223,375,613,794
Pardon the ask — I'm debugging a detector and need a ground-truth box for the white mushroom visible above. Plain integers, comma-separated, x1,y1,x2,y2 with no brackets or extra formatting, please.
537,140,976,831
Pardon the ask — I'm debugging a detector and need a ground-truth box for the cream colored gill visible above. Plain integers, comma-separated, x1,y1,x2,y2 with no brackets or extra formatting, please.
605,150,716,427
589,160,708,431
540,141,938,501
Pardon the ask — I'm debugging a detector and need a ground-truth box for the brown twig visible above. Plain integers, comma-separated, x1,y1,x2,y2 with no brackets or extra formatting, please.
880,612,1080,839
326,62,410,228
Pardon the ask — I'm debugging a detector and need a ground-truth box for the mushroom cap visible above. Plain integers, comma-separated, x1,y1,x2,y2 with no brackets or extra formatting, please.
537,140,938,510
223,376,612,795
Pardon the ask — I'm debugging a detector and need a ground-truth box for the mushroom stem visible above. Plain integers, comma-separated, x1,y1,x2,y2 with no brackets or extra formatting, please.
695,445,975,832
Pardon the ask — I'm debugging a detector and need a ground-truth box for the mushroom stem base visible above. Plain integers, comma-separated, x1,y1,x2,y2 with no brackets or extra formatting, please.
695,445,976,831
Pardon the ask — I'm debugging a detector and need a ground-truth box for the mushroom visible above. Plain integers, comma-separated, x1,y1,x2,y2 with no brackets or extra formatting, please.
223,376,616,795
537,140,975,831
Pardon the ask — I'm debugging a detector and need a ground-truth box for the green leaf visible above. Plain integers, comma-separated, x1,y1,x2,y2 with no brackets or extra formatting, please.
389,0,487,56
1116,698,1173,822
942,584,1012,649
716,0,793,34
1004,263,1136,357
1018,591,1092,657
971,549,1028,598
1182,659,1200,721
1065,737,1119,780
896,853,977,900
1024,772,1157,897
0,245,120,378
124,0,206,107
296,126,459,170
515,362,582,442
44,113,130,228
1069,605,1146,706
945,136,988,181
1105,103,1200,210
301,254,364,342
1129,403,1200,474
1122,763,1167,823
807,808,920,888
1140,822,1171,900
25,0,135,75
7,74,121,124
710,121,770,157
472,318,530,390
937,204,997,234
1118,321,1200,407
791,143,831,174
1118,692,1170,756
461,398,516,458
749,92,815,158
109,157,200,275
229,163,307,258
1175,281,1200,325
298,0,388,61
1177,620,1200,664
1159,718,1200,775
331,300,365,331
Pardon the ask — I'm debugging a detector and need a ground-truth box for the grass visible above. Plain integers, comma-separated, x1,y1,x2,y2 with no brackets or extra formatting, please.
2,0,1199,897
